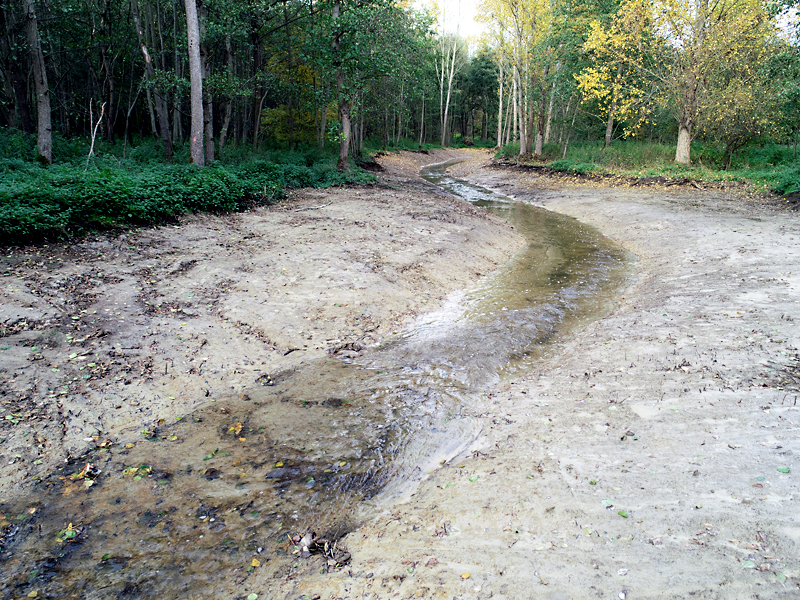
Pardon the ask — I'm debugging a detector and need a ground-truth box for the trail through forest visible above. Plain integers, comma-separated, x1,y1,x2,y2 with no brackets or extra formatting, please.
1,149,799,599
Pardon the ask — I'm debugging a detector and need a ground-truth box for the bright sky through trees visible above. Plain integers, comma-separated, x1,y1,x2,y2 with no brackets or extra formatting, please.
420,0,487,38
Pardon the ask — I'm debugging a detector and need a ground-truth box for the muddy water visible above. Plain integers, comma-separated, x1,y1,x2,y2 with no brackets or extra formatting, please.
0,162,630,599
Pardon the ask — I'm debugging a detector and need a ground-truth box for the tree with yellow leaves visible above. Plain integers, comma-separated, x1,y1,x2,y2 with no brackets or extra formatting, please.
580,0,779,164
576,19,655,149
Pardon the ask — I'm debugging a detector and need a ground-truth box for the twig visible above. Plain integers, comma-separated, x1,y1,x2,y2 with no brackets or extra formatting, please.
295,203,331,212
85,100,106,170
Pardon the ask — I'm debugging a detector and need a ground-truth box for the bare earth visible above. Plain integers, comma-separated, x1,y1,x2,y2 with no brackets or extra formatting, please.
268,150,800,599
3,149,800,598
0,148,521,494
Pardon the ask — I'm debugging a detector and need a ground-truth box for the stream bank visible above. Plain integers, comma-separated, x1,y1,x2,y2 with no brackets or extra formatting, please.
0,149,524,598
268,150,800,599
2,149,799,598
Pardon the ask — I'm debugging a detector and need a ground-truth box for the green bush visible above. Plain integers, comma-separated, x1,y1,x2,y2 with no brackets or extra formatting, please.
0,133,378,244
772,165,800,196
549,159,598,174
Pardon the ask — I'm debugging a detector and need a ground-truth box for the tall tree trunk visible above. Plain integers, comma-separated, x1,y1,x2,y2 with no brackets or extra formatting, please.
517,68,527,156
418,93,425,150
172,0,183,144
25,0,51,163
496,59,504,149
199,1,214,164
544,61,561,144
534,64,549,156
185,0,204,166
132,0,172,160
319,102,328,149
441,39,458,147
358,108,364,156
100,0,115,142
561,98,577,159
675,119,691,165
218,33,234,152
511,73,517,144
145,87,157,136
332,0,349,170
383,102,388,150
604,63,623,150
396,81,403,145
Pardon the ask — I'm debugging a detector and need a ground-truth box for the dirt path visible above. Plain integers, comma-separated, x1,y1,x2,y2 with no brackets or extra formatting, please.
2,149,799,598
262,150,800,599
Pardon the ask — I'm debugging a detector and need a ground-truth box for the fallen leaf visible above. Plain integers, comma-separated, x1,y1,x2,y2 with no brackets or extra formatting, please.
251,558,260,568
461,573,470,579
777,467,790,473
618,510,628,518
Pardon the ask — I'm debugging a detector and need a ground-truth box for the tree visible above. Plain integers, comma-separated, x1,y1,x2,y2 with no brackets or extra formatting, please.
436,33,466,146
584,0,779,164
185,0,204,166
576,18,653,148
130,0,173,161
24,0,51,163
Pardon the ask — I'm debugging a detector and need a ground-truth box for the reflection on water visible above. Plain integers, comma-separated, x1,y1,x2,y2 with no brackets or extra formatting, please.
0,160,630,599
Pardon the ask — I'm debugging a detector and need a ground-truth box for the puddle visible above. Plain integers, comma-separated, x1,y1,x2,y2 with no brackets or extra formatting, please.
0,161,631,598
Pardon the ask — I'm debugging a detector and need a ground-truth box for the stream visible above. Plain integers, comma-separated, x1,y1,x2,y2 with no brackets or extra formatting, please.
0,160,631,599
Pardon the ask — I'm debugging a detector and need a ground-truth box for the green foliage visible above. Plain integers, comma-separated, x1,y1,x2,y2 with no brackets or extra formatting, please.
548,159,599,174
772,165,800,196
0,134,376,245
501,137,800,192
497,142,521,158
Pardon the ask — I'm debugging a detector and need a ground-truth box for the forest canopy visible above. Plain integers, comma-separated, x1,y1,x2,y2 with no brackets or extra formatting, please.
1,0,799,241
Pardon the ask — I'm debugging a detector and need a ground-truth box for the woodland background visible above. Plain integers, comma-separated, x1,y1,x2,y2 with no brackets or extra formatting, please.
1,0,799,242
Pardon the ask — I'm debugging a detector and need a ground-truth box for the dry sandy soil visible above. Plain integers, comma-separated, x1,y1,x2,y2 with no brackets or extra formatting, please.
2,149,799,599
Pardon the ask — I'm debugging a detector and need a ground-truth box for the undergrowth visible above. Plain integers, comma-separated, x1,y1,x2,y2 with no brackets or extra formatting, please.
496,140,800,196
0,129,376,244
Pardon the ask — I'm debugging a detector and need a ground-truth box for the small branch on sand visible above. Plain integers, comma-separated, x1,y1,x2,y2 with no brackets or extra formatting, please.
295,203,332,212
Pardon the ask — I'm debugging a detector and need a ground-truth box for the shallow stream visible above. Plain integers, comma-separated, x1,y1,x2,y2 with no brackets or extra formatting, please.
0,160,631,598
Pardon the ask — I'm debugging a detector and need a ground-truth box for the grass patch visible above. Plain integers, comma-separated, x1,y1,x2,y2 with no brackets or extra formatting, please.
496,139,800,195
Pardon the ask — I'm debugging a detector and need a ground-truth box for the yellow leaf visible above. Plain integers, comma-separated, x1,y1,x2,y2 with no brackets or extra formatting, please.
275,461,284,467
251,558,260,568
461,572,470,579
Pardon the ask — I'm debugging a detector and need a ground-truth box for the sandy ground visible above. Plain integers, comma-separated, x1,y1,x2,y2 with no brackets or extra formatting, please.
2,149,799,599
263,150,800,599
0,149,522,495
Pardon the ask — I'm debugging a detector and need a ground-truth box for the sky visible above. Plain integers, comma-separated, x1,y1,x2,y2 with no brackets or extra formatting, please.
421,0,487,39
